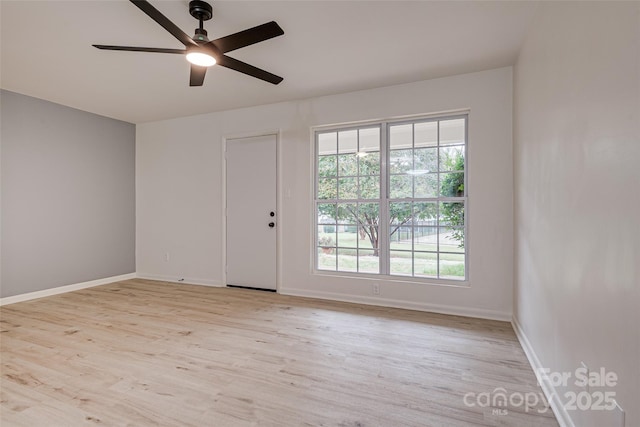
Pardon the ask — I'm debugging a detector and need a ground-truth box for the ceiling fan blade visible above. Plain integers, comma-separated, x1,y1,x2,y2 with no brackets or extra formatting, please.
190,65,207,86
216,55,283,85
208,21,284,54
130,0,196,47
93,45,185,54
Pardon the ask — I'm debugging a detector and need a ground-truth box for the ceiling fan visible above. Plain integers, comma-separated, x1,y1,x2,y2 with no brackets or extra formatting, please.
93,0,284,86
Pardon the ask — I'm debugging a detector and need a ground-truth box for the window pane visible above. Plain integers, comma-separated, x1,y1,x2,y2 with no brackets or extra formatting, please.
439,146,465,172
338,153,358,176
389,124,413,149
359,151,380,175
358,249,379,274
389,226,412,251
357,203,379,226
337,226,358,248
360,228,378,252
390,175,412,198
414,121,438,147
389,149,413,174
414,173,438,198
357,204,379,254
318,223,336,235
317,203,336,224
439,227,464,253
414,252,438,278
318,132,337,155
390,200,412,250
390,250,412,276
337,202,358,220
338,177,357,199
414,147,438,173
318,224,336,240
359,127,380,152
337,203,358,237
357,226,374,250
359,175,379,199
439,173,465,197
439,254,465,280
439,119,465,146
389,202,413,226
318,155,337,177
338,130,358,153
414,226,437,251
414,202,437,222
337,248,357,272
439,202,465,227
317,247,337,271
318,215,337,271
318,178,337,199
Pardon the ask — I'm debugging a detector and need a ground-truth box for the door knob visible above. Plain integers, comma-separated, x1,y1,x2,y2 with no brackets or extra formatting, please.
268,222,275,228
270,211,275,217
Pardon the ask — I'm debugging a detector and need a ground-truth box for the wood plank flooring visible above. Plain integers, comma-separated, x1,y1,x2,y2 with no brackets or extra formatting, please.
1,279,558,426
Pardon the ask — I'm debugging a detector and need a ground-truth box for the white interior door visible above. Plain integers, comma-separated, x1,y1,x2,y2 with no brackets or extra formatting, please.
226,134,277,290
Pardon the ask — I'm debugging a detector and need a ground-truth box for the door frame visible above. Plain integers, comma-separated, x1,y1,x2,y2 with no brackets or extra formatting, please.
221,130,282,292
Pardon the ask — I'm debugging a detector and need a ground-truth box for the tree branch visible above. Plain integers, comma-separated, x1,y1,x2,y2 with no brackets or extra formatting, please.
346,206,374,242
389,216,413,237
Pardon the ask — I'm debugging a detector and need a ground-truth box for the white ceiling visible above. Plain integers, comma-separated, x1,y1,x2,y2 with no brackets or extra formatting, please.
1,1,538,124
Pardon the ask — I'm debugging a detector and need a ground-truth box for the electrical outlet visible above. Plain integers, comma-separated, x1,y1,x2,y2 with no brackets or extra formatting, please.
165,252,170,262
372,283,380,295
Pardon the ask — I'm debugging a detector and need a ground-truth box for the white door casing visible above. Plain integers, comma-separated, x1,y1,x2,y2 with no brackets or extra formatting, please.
225,134,277,290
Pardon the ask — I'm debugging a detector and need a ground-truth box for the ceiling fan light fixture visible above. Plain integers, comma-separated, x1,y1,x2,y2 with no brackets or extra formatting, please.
186,51,216,67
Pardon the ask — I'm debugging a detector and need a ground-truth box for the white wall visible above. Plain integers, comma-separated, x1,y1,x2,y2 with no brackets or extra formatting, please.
137,67,514,320
513,2,639,427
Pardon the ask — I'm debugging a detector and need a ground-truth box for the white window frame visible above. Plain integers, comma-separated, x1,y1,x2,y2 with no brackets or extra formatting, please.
313,113,469,284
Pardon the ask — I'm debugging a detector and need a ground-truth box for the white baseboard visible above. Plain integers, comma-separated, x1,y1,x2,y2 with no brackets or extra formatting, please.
280,287,512,321
511,316,575,427
135,273,223,288
0,273,137,306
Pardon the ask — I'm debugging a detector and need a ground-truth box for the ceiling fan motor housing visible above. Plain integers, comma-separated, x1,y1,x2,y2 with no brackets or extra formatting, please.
194,28,209,42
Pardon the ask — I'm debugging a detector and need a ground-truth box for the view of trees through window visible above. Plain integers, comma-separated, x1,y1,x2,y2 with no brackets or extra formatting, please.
315,116,467,280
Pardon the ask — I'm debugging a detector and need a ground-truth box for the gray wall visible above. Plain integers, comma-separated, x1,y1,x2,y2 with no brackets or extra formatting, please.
1,90,135,298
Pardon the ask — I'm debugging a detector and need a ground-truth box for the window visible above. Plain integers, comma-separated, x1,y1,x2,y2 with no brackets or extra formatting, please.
315,115,467,281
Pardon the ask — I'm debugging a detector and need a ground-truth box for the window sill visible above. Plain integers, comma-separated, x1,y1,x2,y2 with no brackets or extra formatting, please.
312,270,470,288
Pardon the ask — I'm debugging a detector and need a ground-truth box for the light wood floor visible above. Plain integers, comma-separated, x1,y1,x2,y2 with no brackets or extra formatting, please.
1,279,558,426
